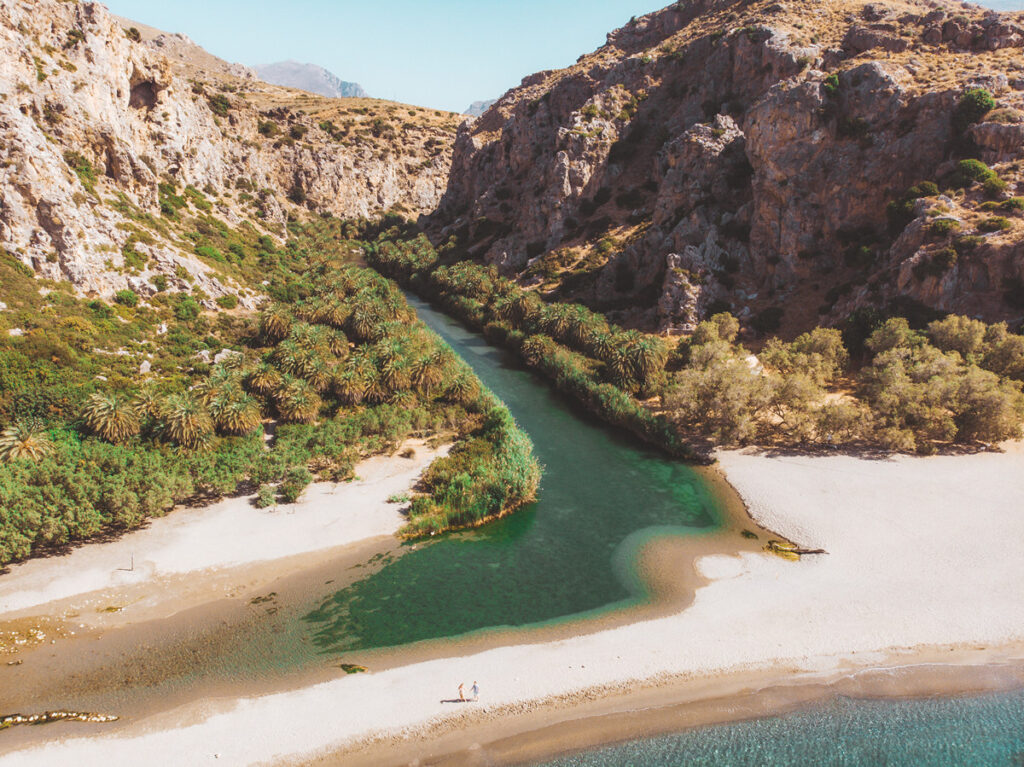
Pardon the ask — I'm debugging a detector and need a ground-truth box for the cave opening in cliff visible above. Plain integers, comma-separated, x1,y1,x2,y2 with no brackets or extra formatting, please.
129,81,158,110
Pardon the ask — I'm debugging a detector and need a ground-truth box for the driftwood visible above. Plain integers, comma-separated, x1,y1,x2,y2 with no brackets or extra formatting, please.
0,711,118,730
764,540,828,560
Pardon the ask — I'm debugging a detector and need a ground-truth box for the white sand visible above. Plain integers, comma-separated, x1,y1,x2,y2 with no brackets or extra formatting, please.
0,442,447,619
5,447,1024,766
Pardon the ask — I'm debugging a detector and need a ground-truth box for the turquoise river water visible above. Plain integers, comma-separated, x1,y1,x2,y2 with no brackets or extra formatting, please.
301,294,726,653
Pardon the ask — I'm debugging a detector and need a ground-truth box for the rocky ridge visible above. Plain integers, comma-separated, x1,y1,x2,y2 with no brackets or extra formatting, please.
464,99,496,117
429,0,1024,336
0,0,459,305
254,61,367,99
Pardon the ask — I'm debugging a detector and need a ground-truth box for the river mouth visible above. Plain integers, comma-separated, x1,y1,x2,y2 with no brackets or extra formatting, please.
0,292,774,736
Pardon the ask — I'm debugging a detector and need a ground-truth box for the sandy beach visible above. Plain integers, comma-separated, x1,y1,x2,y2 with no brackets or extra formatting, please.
2,443,1023,766
0,440,447,631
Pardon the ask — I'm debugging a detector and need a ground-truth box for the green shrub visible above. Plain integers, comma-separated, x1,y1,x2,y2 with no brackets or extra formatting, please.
114,289,139,307
207,94,232,117
983,176,1009,199
929,218,961,237
948,159,998,190
215,294,239,310
254,484,277,508
257,120,280,137
174,295,202,321
63,151,97,194
953,88,996,133
151,274,168,292
195,245,225,262
979,216,1012,233
887,181,940,231
278,465,313,503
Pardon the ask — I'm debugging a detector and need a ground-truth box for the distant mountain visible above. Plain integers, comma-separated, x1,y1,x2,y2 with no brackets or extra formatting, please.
254,61,367,99
464,99,496,117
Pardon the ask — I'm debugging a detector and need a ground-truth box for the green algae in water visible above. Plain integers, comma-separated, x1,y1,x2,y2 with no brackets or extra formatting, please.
533,689,1024,766
304,296,724,653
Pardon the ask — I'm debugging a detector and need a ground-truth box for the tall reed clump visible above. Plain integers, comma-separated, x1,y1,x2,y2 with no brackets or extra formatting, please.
401,392,541,538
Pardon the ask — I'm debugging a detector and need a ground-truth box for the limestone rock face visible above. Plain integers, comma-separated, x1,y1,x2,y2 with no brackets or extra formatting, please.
0,0,455,304
429,0,1024,334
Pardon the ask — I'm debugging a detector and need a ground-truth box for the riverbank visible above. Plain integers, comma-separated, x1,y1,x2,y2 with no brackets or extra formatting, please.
0,440,448,634
3,444,1022,766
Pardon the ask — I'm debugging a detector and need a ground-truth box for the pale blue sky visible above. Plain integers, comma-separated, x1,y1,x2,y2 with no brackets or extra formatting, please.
103,0,1024,113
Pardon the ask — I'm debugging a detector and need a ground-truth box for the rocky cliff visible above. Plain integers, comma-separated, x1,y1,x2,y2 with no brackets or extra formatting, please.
0,0,459,305
429,0,1024,336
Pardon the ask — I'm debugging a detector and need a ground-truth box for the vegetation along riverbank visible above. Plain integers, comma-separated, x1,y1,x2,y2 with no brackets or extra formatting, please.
363,221,1024,459
0,226,539,565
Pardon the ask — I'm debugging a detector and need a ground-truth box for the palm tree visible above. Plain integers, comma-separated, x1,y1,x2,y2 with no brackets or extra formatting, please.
303,357,333,393
290,323,331,355
445,372,480,405
411,353,446,395
380,355,411,393
511,294,542,328
606,346,638,391
0,421,54,463
272,339,313,377
542,304,573,339
326,329,350,358
588,332,615,361
259,305,293,343
81,392,140,444
492,295,516,322
629,337,668,383
346,304,381,343
274,377,321,424
521,335,550,366
208,391,263,436
134,385,163,420
157,393,213,449
389,390,417,410
195,365,241,404
363,367,390,404
567,306,605,349
331,368,366,406
247,363,283,396
293,298,324,324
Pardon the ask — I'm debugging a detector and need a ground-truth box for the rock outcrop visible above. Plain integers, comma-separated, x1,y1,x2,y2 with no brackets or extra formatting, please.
429,0,1024,335
0,0,458,304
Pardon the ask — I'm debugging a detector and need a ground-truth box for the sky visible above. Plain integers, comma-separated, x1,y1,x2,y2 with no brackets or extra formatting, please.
102,0,1024,114
101,0,663,113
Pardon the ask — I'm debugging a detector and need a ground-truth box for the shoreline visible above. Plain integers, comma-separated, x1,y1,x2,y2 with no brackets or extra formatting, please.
336,649,1024,767
0,440,449,628
2,445,1023,766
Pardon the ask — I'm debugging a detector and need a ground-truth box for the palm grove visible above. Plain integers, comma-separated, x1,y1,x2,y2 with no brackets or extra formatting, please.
0,247,540,565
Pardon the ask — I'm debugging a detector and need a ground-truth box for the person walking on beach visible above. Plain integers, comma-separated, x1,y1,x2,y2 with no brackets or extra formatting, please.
458,682,465,701
471,681,479,702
